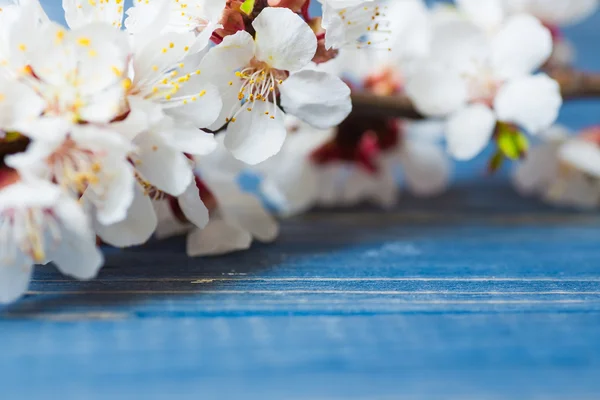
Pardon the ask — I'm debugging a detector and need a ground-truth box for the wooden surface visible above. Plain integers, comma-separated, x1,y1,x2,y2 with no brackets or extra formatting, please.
2,182,600,399
1,1,600,399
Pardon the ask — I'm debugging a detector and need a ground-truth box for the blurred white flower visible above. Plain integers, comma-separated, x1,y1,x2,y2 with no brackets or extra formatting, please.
514,126,600,209
406,15,562,160
502,0,598,27
0,177,103,303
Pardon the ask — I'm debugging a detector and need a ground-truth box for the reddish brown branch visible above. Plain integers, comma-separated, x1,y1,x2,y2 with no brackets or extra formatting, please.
551,68,600,99
351,68,600,119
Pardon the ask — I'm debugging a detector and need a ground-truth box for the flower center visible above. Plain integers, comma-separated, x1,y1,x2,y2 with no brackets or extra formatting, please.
135,172,168,201
46,138,104,197
226,59,287,123
465,68,500,107
0,207,60,264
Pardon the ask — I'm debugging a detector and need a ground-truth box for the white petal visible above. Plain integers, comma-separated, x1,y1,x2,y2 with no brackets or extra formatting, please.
224,102,287,165
494,74,562,134
491,14,553,79
178,181,210,230
186,220,252,257
401,141,452,197
429,20,489,74
280,70,351,129
406,64,468,117
164,79,223,129
222,193,279,243
93,162,136,226
208,179,279,242
513,141,561,195
49,196,103,280
199,31,255,80
341,167,399,209
560,139,600,178
253,7,317,71
0,261,32,304
170,121,217,156
133,131,193,197
62,0,124,29
96,184,157,248
132,31,196,87
125,0,171,43
153,200,192,239
260,165,319,217
446,104,497,160
544,174,600,209
0,178,60,210
456,0,505,30
504,0,598,26
382,0,432,63
110,96,163,141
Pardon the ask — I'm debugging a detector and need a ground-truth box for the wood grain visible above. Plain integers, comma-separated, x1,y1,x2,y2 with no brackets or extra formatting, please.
1,2,600,399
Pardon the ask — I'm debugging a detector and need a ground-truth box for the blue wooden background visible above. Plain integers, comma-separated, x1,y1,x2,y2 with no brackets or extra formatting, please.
1,1,600,399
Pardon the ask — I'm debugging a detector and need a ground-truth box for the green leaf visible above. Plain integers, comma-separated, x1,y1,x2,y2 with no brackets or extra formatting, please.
240,0,256,15
496,124,528,161
516,132,529,155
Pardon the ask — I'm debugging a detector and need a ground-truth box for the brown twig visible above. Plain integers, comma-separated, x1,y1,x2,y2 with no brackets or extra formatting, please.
551,68,600,99
351,68,600,119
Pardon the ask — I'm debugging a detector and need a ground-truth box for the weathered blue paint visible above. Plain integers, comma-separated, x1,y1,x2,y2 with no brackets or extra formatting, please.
1,1,600,399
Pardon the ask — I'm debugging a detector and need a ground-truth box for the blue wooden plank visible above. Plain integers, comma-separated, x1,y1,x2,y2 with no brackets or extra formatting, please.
0,207,599,399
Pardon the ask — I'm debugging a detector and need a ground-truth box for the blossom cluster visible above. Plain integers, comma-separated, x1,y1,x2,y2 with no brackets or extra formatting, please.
0,0,597,303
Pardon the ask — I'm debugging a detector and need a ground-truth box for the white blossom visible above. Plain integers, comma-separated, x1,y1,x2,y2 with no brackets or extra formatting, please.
406,14,562,160
514,126,600,209
0,177,103,303
200,7,351,164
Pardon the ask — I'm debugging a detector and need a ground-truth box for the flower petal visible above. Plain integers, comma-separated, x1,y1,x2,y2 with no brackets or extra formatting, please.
491,14,553,79
178,181,210,230
186,219,252,257
401,141,452,197
280,70,351,129
96,183,158,248
494,74,562,134
62,0,124,29
560,139,600,178
446,104,496,160
253,7,317,71
208,178,279,242
133,131,193,197
513,141,561,196
429,20,489,74
406,64,468,117
224,101,287,165
170,121,217,156
456,0,505,30
504,0,598,26
49,195,103,280
0,260,32,304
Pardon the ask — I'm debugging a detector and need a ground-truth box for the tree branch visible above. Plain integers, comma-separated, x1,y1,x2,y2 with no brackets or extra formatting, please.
351,68,600,119
2,69,600,162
